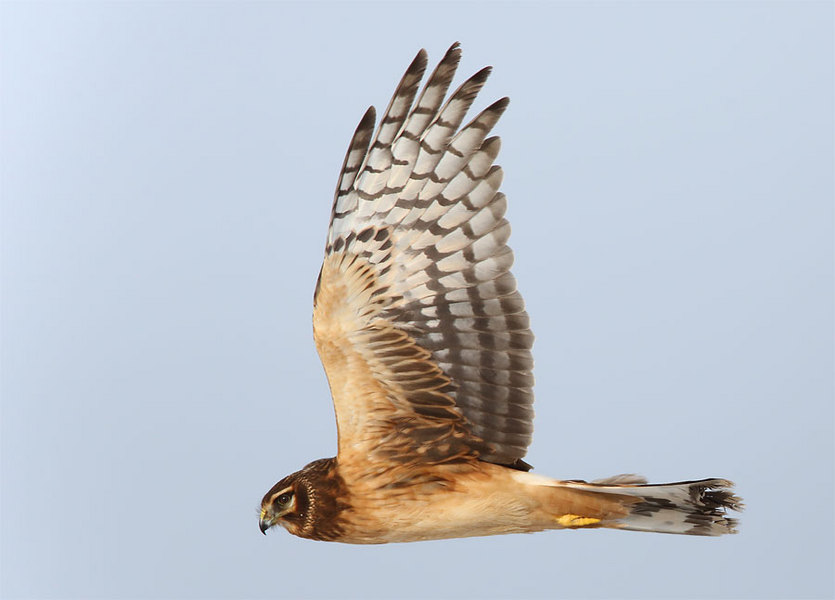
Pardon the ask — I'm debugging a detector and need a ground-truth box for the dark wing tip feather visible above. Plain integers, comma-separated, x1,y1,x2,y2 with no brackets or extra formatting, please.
395,49,428,98
470,66,493,86
358,105,377,131
439,42,462,72
451,66,493,107
401,49,429,97
491,96,511,113
411,48,429,72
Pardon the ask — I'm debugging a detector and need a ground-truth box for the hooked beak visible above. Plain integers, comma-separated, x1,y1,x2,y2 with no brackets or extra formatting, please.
259,509,273,535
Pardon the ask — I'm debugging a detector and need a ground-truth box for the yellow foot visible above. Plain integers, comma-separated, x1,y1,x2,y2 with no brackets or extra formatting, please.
556,514,601,528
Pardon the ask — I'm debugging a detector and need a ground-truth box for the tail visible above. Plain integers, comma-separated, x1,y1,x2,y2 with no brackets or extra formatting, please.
559,475,743,536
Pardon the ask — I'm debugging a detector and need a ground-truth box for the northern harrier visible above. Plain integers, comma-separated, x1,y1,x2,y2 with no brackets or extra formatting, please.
258,44,742,543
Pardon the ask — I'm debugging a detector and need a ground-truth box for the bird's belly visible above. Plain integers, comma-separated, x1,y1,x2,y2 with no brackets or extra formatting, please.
335,469,549,544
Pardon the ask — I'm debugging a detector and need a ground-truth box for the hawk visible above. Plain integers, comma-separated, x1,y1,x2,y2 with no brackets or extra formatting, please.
259,44,742,543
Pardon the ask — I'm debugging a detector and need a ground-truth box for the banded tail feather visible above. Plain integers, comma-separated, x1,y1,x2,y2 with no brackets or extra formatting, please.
552,477,742,536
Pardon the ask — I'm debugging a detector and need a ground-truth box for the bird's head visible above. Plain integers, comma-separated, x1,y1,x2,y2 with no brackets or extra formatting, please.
259,472,307,537
258,457,347,540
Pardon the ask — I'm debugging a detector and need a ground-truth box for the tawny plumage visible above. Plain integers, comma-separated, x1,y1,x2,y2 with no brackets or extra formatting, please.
258,44,743,544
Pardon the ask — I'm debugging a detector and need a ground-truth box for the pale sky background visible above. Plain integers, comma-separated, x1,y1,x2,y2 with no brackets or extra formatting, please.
1,2,833,599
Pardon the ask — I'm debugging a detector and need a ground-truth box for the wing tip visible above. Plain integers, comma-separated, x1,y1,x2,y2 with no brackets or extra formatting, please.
358,105,376,130
491,96,510,113
409,48,429,76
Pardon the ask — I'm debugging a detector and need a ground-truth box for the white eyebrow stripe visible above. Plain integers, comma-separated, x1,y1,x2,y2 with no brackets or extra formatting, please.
271,487,294,501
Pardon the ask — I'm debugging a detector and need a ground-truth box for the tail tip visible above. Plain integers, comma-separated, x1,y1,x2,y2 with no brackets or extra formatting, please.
684,478,744,536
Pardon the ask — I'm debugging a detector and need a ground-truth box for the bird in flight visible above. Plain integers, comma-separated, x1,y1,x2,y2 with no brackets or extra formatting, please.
259,44,742,543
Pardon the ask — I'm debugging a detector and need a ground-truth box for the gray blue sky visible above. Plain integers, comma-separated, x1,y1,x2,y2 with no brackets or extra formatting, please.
2,2,832,598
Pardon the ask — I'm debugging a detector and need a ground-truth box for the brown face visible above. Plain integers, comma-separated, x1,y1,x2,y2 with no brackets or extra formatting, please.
258,458,348,541
259,474,306,536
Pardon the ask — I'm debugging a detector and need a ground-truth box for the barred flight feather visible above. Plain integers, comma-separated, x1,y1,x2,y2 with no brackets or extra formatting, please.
314,42,533,469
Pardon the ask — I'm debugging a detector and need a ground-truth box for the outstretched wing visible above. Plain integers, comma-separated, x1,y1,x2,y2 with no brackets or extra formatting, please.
313,44,534,471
